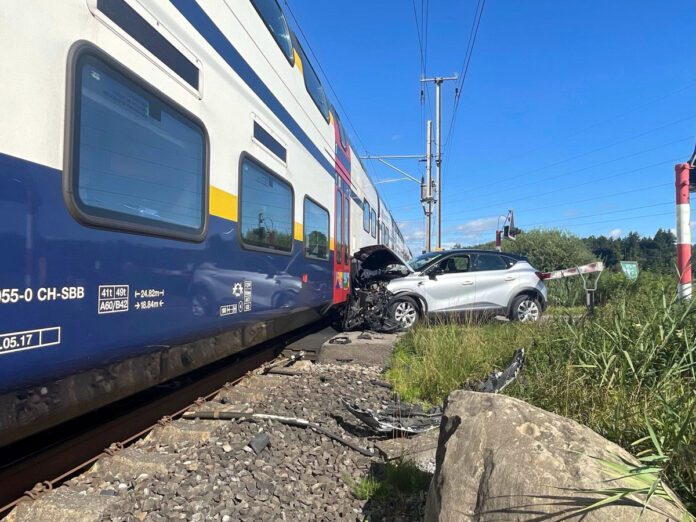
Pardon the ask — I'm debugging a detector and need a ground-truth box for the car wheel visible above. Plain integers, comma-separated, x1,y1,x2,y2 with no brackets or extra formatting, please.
510,295,541,322
390,296,420,329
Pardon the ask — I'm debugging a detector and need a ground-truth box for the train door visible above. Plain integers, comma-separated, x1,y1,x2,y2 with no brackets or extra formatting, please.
332,109,352,304
333,179,350,303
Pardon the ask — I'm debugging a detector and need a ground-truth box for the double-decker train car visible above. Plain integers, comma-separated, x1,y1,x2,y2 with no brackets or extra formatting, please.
0,0,408,447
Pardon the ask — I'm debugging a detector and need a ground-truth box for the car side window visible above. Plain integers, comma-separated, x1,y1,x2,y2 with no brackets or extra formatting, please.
439,255,470,274
474,253,508,271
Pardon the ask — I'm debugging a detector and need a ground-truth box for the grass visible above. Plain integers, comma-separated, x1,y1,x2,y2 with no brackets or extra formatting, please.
344,460,431,502
386,272,696,515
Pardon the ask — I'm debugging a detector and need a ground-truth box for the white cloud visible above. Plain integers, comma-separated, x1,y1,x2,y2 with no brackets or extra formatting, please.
608,228,622,239
454,217,499,237
402,216,500,254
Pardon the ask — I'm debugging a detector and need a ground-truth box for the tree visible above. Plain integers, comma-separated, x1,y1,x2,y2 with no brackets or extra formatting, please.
584,235,622,268
496,229,596,272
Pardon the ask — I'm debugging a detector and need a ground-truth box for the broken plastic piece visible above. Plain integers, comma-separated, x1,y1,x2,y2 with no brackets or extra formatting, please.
467,347,525,394
342,399,441,435
329,335,351,345
345,349,525,435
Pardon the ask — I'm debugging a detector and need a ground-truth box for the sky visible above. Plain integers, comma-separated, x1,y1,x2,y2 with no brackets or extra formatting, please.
285,0,696,254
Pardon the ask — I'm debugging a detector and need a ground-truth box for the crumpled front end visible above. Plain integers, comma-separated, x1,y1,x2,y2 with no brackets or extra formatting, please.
340,246,412,332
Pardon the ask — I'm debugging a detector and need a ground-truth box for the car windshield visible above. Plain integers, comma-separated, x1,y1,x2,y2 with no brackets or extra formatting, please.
408,252,445,271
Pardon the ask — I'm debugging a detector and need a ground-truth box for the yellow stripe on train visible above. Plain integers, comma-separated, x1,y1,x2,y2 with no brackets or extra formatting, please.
209,186,238,222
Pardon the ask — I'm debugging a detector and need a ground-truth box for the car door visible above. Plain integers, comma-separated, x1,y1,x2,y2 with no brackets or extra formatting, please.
420,254,475,312
472,253,517,310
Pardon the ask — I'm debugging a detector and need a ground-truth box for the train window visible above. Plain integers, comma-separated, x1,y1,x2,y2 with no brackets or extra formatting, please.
336,113,348,149
240,156,293,253
370,209,376,237
249,0,294,64
67,50,207,240
363,199,370,233
303,198,329,260
294,41,330,122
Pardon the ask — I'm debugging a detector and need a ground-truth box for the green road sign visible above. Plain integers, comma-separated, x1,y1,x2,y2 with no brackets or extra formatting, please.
620,261,639,281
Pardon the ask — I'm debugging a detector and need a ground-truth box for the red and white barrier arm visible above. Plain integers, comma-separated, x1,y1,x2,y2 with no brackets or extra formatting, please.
539,262,604,281
675,163,692,300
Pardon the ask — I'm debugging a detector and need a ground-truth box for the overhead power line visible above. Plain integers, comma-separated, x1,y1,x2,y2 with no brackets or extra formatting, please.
492,80,696,168
434,210,677,242
393,129,690,214
397,156,679,222
404,114,696,210
282,1,369,157
462,212,674,234
442,0,486,157
397,181,674,225
465,114,696,193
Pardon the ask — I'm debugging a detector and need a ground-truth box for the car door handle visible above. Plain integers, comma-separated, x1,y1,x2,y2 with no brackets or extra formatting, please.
504,276,516,281
461,280,474,286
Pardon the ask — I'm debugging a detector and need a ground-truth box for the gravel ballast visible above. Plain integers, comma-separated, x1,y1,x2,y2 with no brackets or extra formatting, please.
9,347,427,522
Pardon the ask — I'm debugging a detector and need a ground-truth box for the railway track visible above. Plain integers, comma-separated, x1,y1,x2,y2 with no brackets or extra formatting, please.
0,320,334,516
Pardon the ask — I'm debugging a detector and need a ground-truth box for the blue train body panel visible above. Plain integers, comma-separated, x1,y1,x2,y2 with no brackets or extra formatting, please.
0,152,333,443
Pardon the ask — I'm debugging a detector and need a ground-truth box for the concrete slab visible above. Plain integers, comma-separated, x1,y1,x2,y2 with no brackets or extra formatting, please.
8,487,116,522
146,421,218,446
282,326,340,360
89,447,176,477
316,331,400,367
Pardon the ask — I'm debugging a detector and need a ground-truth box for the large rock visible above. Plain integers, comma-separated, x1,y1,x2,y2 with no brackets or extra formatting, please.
425,391,686,521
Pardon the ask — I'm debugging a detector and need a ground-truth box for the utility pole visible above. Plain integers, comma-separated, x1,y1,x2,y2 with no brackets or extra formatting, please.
421,75,457,249
424,120,433,251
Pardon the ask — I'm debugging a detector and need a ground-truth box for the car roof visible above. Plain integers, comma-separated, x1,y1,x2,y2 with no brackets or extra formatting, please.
437,249,528,260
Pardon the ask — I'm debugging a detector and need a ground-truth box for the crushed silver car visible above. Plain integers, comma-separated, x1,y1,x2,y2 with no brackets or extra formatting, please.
343,246,548,330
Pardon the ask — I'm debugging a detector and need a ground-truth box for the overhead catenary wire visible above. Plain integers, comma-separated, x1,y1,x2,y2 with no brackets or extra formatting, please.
442,0,486,158
282,0,368,156
282,0,401,212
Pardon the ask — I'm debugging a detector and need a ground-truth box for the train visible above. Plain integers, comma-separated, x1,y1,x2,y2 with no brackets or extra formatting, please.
0,0,410,447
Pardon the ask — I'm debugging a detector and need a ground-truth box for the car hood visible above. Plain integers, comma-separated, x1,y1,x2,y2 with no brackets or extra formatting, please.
351,245,414,286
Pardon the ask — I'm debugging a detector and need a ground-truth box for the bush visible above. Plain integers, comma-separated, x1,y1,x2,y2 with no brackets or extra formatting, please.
500,229,596,272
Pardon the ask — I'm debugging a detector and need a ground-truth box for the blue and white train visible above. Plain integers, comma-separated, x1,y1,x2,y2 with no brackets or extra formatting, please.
0,0,410,447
